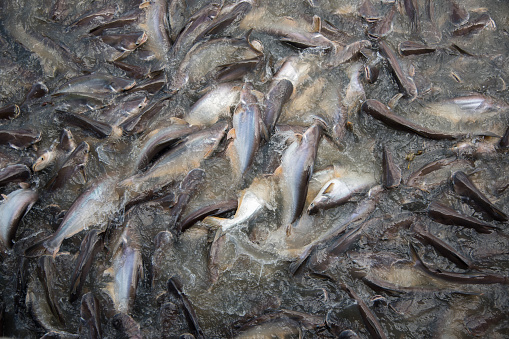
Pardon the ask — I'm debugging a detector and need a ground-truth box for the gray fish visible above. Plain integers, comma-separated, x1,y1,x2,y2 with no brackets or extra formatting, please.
167,277,205,339
37,255,65,325
382,146,401,189
99,31,148,61
327,40,371,68
452,13,496,36
103,223,143,314
112,313,142,339
0,129,41,149
53,74,136,96
398,41,436,56
119,96,171,135
25,177,120,257
33,129,76,172
185,82,242,126
278,122,323,225
46,141,90,192
368,5,396,39
229,82,267,176
120,121,227,196
452,171,508,221
199,1,253,40
413,226,472,270
361,99,460,140
263,79,293,133
411,244,509,285
428,201,498,234
0,188,38,248
80,293,102,339
340,283,388,339
0,164,31,186
23,82,49,104
139,0,171,62
378,40,417,99
178,199,238,234
55,111,120,139
69,230,104,303
136,123,201,171
168,168,206,229
168,2,221,66
403,0,420,34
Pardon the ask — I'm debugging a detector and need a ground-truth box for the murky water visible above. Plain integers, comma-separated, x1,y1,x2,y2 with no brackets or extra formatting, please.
1,0,509,338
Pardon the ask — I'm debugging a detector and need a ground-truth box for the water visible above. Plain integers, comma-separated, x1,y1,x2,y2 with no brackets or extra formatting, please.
1,0,509,337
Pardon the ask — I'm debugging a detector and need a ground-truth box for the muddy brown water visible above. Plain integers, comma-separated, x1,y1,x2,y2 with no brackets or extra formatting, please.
1,0,509,337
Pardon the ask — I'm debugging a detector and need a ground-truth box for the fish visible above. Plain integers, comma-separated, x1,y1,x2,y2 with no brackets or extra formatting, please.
340,283,388,339
382,145,401,189
413,225,472,270
119,96,171,135
167,277,205,339
103,223,143,314
452,13,496,36
327,40,372,68
178,199,238,234
290,186,382,274
80,293,102,339
0,188,38,248
171,37,261,92
228,82,267,176
0,164,31,187
168,169,206,230
25,177,120,257
99,31,148,61
185,82,242,126
37,255,65,325
198,1,253,40
427,201,498,234
0,129,41,149
452,171,508,221
263,79,293,134
168,2,221,67
307,223,365,273
33,129,76,172
135,123,201,171
55,111,121,139
53,73,136,96
69,230,104,303
22,82,49,104
402,0,420,34
307,169,375,214
112,312,142,339
411,244,509,285
45,141,90,191
378,40,417,99
361,99,460,140
139,0,171,62
368,5,396,39
120,121,227,196
406,157,474,190
398,41,436,56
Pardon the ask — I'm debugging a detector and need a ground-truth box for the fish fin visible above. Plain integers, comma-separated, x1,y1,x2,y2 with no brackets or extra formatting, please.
311,15,322,33
1,194,7,200
227,128,236,140
323,182,335,194
260,120,269,141
24,237,53,257
139,1,151,9
273,166,283,176
286,224,293,236
169,117,188,125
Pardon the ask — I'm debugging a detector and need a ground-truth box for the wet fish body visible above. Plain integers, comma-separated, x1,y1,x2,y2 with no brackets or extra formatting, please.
0,129,41,149
46,141,90,191
0,188,38,248
0,164,31,186
26,177,120,257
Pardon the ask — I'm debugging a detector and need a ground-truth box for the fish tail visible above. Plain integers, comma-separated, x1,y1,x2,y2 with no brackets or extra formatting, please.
24,236,60,258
